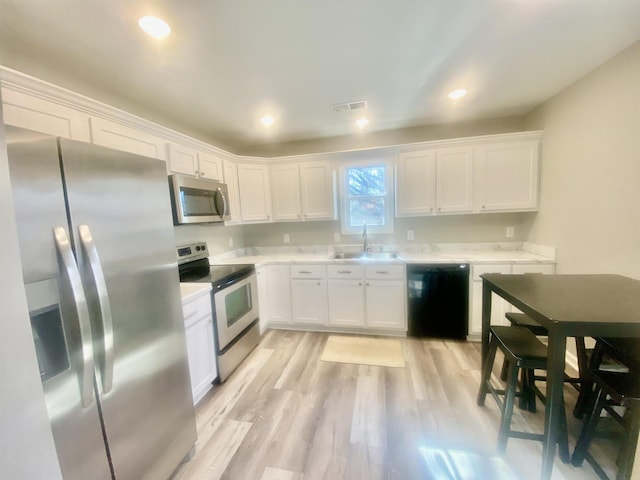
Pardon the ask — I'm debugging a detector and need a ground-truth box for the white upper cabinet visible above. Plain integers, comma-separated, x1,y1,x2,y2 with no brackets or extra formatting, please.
90,117,167,160
271,161,334,222
475,140,539,212
397,134,540,217
237,163,272,223
436,147,474,214
2,86,91,141
196,151,223,181
167,143,198,175
167,143,223,181
396,150,437,216
299,161,335,220
222,160,242,224
396,147,472,216
271,164,302,221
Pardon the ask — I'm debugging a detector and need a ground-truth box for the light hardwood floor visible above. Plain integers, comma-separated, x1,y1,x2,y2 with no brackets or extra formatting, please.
173,330,622,480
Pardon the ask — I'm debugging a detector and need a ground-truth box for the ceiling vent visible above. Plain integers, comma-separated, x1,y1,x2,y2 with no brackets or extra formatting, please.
331,100,368,112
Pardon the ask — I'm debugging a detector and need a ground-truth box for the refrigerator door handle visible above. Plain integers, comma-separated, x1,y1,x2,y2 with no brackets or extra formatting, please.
79,225,114,394
53,226,95,407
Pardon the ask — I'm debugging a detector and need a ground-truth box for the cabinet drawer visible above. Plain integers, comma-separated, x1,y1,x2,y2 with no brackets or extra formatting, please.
511,264,555,275
472,264,512,281
290,264,325,278
327,265,365,279
365,264,405,280
182,293,212,327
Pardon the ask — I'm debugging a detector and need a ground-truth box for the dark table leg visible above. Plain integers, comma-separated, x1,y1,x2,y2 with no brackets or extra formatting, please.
541,331,568,479
481,280,493,367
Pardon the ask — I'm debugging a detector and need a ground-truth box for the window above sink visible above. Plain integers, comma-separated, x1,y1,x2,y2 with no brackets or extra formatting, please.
339,161,394,235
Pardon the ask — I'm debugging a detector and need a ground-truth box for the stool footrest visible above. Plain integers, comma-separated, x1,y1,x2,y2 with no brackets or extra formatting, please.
508,431,545,442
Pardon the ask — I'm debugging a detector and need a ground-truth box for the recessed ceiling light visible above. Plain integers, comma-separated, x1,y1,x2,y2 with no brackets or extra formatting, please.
355,118,369,129
260,115,275,127
138,16,171,39
448,88,468,100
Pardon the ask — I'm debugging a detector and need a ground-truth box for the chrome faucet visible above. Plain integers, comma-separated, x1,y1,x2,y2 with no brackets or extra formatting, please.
362,222,368,253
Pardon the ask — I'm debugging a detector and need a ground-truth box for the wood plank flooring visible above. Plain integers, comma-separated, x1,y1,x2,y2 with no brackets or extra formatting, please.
172,330,623,480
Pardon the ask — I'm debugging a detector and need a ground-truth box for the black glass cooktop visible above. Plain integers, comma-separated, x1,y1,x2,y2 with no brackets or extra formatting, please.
179,257,254,287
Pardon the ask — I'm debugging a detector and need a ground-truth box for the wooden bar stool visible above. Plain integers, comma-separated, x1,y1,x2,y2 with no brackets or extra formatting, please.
571,369,640,479
572,338,640,480
501,312,549,411
502,312,590,413
477,325,570,460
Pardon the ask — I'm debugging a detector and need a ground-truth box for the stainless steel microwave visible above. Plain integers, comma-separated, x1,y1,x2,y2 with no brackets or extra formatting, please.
169,174,231,224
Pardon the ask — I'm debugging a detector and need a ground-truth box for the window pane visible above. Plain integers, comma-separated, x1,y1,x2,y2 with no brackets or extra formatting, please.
349,198,385,226
347,166,386,196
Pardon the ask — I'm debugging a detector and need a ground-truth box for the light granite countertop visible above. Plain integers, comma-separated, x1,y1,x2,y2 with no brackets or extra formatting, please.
207,242,556,267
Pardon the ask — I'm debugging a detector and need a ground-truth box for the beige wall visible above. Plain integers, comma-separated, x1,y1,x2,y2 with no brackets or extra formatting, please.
173,223,245,254
524,41,640,279
242,213,535,248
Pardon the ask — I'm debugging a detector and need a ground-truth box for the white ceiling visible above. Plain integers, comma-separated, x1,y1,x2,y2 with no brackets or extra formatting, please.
1,1,639,152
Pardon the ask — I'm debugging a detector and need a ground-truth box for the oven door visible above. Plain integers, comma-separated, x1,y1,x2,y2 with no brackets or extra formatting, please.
212,273,258,352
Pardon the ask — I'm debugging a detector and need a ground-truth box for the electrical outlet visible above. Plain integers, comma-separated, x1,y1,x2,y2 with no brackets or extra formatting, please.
228,237,234,247
506,226,514,238
407,229,415,241
283,233,290,244
334,232,341,243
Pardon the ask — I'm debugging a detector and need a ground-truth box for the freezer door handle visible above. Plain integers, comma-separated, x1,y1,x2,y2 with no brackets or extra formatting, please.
54,226,95,407
79,225,114,394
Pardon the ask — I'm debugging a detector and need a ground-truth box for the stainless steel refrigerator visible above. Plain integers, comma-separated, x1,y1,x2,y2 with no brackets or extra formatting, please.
6,126,197,479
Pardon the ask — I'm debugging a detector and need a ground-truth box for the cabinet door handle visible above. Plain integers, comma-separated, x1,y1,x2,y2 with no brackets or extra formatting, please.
366,282,370,286
358,282,362,286
376,271,390,274
298,270,312,274
338,270,351,274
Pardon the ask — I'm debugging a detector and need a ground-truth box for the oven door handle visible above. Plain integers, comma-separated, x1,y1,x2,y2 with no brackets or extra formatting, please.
215,270,255,290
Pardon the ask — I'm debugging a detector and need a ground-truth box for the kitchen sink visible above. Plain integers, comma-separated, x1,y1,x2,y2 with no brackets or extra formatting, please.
332,251,401,260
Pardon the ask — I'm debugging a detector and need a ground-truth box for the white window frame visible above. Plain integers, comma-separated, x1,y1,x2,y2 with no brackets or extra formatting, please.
339,160,394,235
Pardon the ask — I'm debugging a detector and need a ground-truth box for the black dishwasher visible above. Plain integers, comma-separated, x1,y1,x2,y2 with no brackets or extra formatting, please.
407,264,469,339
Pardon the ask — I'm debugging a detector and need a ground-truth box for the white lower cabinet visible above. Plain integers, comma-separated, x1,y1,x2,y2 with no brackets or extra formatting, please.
364,265,407,330
291,265,328,326
256,266,268,334
469,263,556,338
327,264,406,332
182,291,216,405
262,264,292,326
328,265,366,328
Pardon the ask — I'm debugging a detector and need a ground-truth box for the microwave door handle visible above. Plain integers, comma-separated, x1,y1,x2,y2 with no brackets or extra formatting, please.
217,187,228,218
78,225,114,394
53,226,95,407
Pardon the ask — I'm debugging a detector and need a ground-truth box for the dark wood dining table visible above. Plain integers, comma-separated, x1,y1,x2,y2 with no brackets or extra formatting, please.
480,273,640,480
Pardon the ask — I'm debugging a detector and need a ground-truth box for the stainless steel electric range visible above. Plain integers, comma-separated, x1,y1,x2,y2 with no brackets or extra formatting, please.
177,242,259,382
